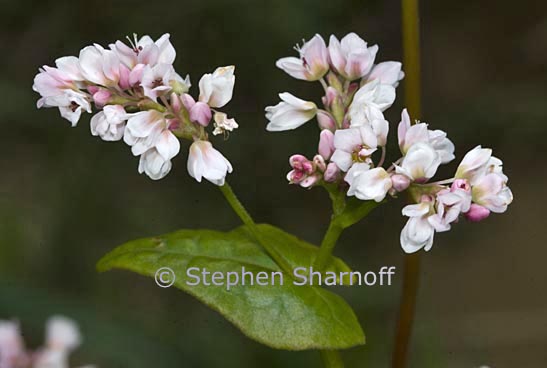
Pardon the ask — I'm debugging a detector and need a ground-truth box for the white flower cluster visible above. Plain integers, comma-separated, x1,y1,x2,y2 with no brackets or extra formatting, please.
266,32,513,253
33,33,237,184
0,316,94,368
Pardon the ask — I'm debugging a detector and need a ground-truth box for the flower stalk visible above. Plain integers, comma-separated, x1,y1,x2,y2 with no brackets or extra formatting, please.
312,219,344,273
320,350,345,368
393,0,422,366
218,182,294,276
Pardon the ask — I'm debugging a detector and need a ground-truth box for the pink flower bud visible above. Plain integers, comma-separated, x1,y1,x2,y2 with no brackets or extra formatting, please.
420,194,435,203
316,111,336,132
318,129,335,159
313,154,327,172
189,102,212,126
323,87,338,107
289,154,314,174
287,155,321,188
324,162,340,183
93,90,111,106
87,85,99,95
391,174,411,192
347,82,359,95
167,118,180,131
170,93,182,113
180,93,196,110
119,64,131,90
465,203,490,222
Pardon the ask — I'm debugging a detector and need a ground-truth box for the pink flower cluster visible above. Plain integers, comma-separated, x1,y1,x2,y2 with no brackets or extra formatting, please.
33,33,237,184
266,33,513,253
0,317,93,368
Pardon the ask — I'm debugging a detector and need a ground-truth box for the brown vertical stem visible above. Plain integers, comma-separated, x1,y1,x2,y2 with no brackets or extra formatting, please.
392,0,422,367
401,0,422,118
392,253,421,368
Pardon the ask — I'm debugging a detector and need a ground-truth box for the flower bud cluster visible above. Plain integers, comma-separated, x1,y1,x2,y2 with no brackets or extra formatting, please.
0,316,94,368
266,32,513,253
33,33,237,184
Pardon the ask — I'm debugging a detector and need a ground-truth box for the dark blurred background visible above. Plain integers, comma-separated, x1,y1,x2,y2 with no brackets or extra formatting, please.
1,0,546,367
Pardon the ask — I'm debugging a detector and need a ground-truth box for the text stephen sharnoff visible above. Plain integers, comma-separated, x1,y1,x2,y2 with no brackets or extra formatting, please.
184,266,396,290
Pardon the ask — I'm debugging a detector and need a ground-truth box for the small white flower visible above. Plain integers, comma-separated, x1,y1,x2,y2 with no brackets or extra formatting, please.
428,189,469,232
449,179,473,213
78,44,121,87
331,125,378,172
0,320,26,368
276,34,329,81
396,142,441,181
45,316,81,352
141,63,187,101
455,146,512,213
346,167,392,202
54,56,85,82
366,61,405,87
400,200,435,253
124,110,166,154
39,89,92,126
455,145,493,184
348,80,396,127
428,129,455,164
33,61,92,126
138,148,173,180
90,105,128,141
33,67,72,101
397,108,455,164
472,173,513,213
344,162,370,186
123,110,180,180
187,140,233,185
198,66,236,108
213,111,238,136
265,93,317,131
328,33,378,80
112,33,176,69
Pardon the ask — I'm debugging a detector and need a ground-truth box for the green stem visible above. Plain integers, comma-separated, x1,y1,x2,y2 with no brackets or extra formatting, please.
393,0,422,367
320,350,345,368
220,182,346,368
219,182,293,276
312,219,343,271
315,221,345,368
314,190,347,367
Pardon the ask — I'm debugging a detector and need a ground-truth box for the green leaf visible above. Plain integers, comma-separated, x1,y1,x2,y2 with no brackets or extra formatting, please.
97,225,365,350
234,224,354,284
